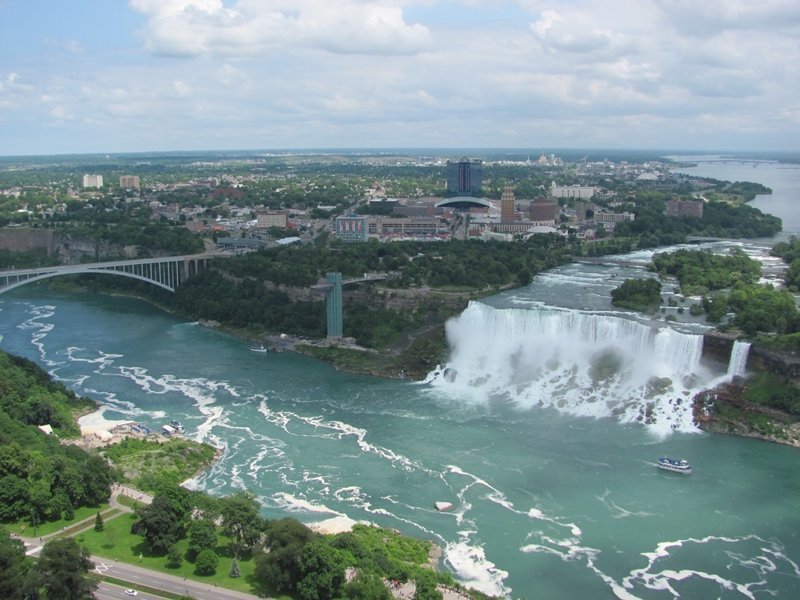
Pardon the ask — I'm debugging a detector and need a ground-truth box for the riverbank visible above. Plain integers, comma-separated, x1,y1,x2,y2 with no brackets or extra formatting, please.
694,381,800,448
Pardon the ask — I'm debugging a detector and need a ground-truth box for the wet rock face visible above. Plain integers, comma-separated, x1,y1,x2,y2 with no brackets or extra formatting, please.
702,330,737,364
747,345,800,379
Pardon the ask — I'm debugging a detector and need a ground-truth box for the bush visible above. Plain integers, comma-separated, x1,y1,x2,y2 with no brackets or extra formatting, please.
195,549,218,576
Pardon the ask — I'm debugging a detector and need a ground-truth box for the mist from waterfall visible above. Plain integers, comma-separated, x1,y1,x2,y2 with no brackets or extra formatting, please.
428,301,728,435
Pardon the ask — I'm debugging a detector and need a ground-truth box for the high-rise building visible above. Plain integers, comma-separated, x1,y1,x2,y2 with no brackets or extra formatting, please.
334,214,369,243
529,199,557,225
256,210,289,229
82,174,103,188
446,159,482,196
500,187,516,224
119,175,141,190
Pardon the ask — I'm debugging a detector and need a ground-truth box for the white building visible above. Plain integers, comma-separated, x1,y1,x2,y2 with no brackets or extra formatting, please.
82,174,103,188
256,210,288,229
550,181,599,200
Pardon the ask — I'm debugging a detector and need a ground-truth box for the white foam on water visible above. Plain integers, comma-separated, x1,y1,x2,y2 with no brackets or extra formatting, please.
256,399,435,475
443,539,511,598
621,535,799,599
272,492,344,517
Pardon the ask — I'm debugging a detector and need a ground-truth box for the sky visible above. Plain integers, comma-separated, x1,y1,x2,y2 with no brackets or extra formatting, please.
0,0,799,156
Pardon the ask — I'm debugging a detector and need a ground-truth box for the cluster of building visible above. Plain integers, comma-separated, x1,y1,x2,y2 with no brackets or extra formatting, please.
333,158,638,243
81,174,141,190
8,156,709,250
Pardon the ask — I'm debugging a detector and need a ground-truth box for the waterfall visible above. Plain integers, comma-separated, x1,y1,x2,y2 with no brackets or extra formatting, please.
727,340,751,378
428,301,717,434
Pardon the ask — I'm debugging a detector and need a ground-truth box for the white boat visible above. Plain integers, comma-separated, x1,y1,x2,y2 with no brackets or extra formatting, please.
250,343,268,353
657,456,692,474
435,501,455,512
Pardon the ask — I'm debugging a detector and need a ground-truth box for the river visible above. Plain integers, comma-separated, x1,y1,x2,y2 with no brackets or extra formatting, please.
1,156,800,599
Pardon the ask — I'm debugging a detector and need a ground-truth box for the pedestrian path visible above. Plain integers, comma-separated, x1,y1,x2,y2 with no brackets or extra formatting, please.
14,483,151,556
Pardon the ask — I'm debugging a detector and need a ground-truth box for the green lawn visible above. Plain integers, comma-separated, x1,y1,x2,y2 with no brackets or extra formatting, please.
116,494,146,510
75,513,259,594
3,503,110,537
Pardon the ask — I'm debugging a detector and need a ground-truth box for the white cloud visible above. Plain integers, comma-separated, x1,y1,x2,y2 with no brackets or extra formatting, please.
530,9,616,54
128,0,432,57
1,1,798,153
49,105,71,120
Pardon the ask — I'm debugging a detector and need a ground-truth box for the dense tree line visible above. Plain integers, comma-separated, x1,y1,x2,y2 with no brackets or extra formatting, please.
0,352,113,525
651,248,762,295
171,236,572,349
646,249,798,335
614,193,782,244
771,236,800,290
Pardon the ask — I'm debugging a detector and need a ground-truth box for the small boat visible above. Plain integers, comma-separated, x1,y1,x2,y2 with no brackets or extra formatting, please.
657,456,692,474
169,420,185,434
435,501,455,512
250,343,268,353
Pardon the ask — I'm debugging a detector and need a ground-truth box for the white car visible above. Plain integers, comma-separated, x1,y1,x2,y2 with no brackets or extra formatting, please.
123,591,138,597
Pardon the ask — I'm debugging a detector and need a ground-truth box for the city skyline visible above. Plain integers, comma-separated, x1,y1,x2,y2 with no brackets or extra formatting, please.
1,0,799,156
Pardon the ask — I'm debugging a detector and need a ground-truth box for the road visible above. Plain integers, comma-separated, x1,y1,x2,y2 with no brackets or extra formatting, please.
17,484,261,599
96,581,162,600
92,556,260,599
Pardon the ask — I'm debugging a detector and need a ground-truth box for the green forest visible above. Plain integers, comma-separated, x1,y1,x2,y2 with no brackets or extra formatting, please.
0,352,113,525
648,249,798,335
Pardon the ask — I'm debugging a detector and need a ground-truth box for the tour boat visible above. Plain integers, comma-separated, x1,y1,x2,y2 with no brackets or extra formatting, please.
169,420,185,434
250,343,268,353
657,456,692,474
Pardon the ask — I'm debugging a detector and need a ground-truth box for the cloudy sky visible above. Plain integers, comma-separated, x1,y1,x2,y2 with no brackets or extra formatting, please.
1,0,798,155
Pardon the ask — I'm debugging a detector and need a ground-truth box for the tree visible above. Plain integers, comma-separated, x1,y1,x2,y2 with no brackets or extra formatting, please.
229,557,241,578
195,549,219,576
255,518,318,593
343,572,392,600
0,528,29,600
34,537,97,600
295,541,346,600
133,494,183,555
187,518,217,560
610,278,661,312
219,490,262,557
413,569,443,600
166,545,183,569
94,511,104,532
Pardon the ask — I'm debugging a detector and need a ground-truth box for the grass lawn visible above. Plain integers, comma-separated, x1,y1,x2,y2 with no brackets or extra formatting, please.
3,503,110,537
75,512,259,594
116,494,146,510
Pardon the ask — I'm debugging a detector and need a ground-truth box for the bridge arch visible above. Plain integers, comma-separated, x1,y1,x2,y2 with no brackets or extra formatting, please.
0,270,176,296
0,254,213,297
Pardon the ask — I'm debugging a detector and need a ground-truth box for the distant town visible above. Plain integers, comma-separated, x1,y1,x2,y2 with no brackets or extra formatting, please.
0,150,757,266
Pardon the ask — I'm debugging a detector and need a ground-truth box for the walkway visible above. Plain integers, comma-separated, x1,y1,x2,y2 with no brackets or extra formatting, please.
15,484,151,556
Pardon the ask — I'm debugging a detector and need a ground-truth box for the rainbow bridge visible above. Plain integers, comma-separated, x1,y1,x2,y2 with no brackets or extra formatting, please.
0,253,215,295
0,254,388,339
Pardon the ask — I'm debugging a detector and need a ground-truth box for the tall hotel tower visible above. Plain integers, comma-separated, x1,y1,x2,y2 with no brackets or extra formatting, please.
501,187,516,224
446,159,482,196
